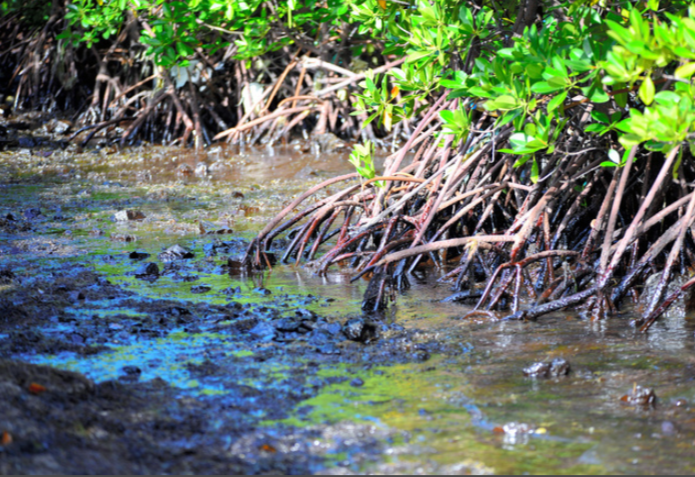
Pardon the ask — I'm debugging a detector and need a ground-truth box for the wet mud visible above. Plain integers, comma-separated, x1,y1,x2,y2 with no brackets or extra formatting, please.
1,135,695,474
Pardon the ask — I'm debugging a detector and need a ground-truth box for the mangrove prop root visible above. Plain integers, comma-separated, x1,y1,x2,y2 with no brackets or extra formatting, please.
242,102,695,329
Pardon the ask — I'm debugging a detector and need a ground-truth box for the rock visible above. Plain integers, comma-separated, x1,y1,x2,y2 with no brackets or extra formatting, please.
273,318,301,333
0,269,15,285
190,285,211,294
661,421,677,436
176,163,193,176
307,329,335,346
128,251,150,261
120,366,142,382
640,272,695,318
135,263,159,278
122,366,141,377
253,287,271,296
523,358,570,378
194,163,209,176
68,291,85,302
313,132,346,153
23,208,43,220
621,385,657,408
523,362,551,377
342,318,379,343
249,322,276,342
44,119,72,135
411,349,431,362
114,210,146,222
350,378,365,387
166,307,191,318
110,233,137,242
294,309,317,321
0,300,28,324
549,358,571,376
158,245,194,262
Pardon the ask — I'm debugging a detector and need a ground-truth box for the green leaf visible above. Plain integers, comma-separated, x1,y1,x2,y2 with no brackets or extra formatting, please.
639,76,655,105
531,82,564,94
591,111,610,124
585,124,606,133
675,63,695,80
513,155,531,168
547,91,567,114
531,158,539,184
485,95,519,111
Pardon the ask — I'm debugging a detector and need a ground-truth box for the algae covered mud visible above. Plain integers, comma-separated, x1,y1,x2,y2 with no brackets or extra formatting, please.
1,143,695,474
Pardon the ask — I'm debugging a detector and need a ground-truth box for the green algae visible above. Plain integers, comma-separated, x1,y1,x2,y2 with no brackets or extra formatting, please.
276,358,605,474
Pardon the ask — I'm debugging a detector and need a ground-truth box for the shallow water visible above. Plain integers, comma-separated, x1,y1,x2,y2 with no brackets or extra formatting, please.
1,143,695,474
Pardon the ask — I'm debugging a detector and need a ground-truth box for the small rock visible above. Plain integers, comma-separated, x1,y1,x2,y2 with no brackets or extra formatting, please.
195,163,209,176
68,291,85,302
0,269,15,285
524,362,551,378
135,262,160,278
523,358,570,378
342,318,379,343
350,378,365,387
223,286,241,296
23,208,43,220
120,366,142,382
253,287,271,296
313,132,346,153
320,322,342,336
191,285,211,294
661,421,677,436
67,333,85,345
249,322,276,342
111,233,136,242
45,119,72,135
549,358,571,376
295,309,317,321
167,307,191,317
122,366,142,377
307,329,335,345
114,210,146,222
176,163,193,176
128,251,150,261
621,386,657,408
273,318,301,332
158,245,194,262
